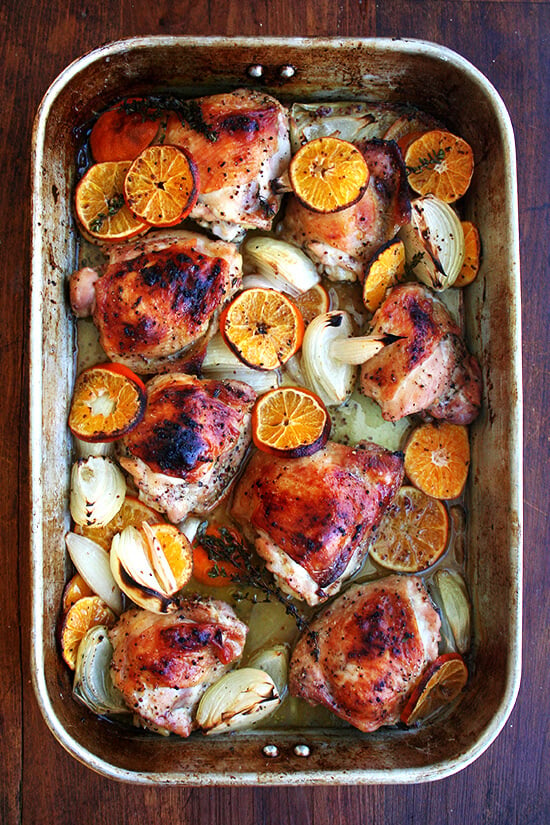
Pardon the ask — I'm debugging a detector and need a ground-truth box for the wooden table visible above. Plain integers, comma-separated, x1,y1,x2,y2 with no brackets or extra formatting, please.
3,1,548,822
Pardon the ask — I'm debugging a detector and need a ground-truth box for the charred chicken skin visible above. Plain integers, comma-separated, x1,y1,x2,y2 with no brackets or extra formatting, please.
69,230,242,374
280,139,410,282
360,282,482,424
109,599,247,737
231,441,404,606
119,373,256,523
164,88,291,240
289,575,441,732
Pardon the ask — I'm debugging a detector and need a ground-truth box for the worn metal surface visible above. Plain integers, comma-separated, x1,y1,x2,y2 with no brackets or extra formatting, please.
30,35,522,785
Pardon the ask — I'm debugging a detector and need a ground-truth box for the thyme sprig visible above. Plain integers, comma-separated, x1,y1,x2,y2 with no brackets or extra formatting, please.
404,251,425,279
121,95,218,142
196,523,310,631
406,147,445,175
89,194,125,233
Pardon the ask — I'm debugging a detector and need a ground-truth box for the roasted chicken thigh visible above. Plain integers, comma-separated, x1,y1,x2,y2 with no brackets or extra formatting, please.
280,139,410,282
119,373,256,523
69,230,242,374
360,282,482,424
109,599,247,737
289,575,441,732
164,88,291,241
231,441,404,605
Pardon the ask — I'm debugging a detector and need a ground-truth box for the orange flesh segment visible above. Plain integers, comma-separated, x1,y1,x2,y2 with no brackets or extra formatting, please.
252,386,329,456
75,161,150,241
75,496,163,550
290,137,370,213
370,486,449,573
221,288,304,370
454,221,481,286
405,130,474,203
124,144,199,226
60,596,116,670
404,422,470,500
68,365,145,442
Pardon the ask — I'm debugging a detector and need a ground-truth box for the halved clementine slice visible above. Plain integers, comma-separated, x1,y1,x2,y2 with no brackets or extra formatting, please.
401,653,468,725
404,422,470,500
294,283,331,326
369,486,449,573
123,144,199,227
68,363,146,443
289,136,370,213
220,288,304,370
251,386,330,457
404,130,474,203
75,495,163,550
454,221,481,287
90,105,160,162
362,238,406,313
60,595,116,670
75,161,150,242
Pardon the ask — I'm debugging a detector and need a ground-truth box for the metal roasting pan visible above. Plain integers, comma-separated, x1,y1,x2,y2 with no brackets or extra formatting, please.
30,36,522,785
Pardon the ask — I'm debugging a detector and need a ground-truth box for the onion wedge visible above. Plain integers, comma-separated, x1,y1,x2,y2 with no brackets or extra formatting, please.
65,532,123,614
400,195,465,290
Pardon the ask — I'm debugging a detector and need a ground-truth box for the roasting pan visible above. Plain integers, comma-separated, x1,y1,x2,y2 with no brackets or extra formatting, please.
30,36,522,785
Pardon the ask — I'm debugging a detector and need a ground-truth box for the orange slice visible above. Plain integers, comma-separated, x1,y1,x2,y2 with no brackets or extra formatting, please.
90,105,160,162
192,525,244,587
454,221,481,287
369,486,449,573
294,283,331,326
75,495,163,550
289,137,370,213
123,144,199,227
251,386,330,457
61,573,94,613
396,130,427,158
401,653,468,725
362,238,406,313
60,595,116,670
68,363,146,443
404,130,474,203
145,522,193,591
404,422,470,500
220,288,304,370
75,161,150,242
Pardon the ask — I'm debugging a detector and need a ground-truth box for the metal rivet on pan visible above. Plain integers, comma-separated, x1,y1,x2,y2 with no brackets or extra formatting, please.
262,744,279,758
280,64,296,79
248,64,264,78
294,744,310,757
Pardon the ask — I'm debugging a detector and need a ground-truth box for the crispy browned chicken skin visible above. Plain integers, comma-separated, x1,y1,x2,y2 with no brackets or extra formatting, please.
119,373,256,523
280,139,410,282
360,282,482,424
69,230,242,374
109,599,247,737
289,575,441,732
164,88,291,240
231,441,404,605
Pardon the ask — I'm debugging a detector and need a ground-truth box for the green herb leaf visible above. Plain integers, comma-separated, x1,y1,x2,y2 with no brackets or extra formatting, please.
406,147,446,175
121,96,218,143
404,251,425,278
89,213,107,232
196,523,309,630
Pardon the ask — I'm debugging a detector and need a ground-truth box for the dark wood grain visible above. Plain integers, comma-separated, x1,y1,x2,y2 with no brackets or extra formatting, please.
2,0,548,822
